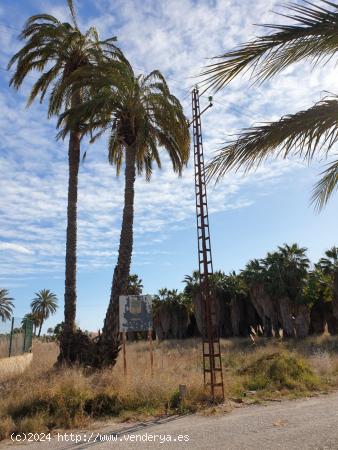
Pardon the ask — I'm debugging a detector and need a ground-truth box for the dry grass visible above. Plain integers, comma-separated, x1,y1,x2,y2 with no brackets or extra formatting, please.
0,353,33,382
1,335,338,440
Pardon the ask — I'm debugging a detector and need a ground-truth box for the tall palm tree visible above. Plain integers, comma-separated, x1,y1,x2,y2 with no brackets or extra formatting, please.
202,1,338,209
31,289,58,337
242,244,310,337
0,289,14,322
8,1,119,358
60,59,190,363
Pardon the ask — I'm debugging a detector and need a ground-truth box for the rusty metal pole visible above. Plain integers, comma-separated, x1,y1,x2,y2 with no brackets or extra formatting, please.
191,87,224,401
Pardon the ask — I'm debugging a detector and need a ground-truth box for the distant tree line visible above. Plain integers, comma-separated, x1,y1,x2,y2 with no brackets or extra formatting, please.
151,244,338,340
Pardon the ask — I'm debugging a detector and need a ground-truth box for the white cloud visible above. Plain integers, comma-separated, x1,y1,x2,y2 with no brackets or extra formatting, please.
0,242,34,255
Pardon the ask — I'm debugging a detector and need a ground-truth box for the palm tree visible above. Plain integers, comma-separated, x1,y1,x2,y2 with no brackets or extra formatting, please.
202,1,338,209
317,247,338,274
23,312,41,336
241,259,277,336
31,289,58,336
243,244,310,337
126,274,143,295
183,271,200,298
0,289,14,322
59,59,190,363
265,243,309,304
8,1,120,359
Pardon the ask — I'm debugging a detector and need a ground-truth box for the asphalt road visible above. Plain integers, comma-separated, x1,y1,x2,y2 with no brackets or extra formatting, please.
2,392,338,450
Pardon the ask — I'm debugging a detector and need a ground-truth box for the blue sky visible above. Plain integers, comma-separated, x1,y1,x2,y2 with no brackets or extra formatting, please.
0,0,337,332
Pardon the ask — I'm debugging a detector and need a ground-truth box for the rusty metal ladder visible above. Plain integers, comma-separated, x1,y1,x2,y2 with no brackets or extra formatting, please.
192,87,224,400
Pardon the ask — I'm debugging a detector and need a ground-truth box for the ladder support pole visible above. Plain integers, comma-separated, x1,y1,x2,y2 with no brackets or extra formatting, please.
191,87,224,401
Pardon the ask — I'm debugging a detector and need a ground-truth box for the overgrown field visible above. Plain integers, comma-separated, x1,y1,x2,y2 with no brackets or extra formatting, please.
1,336,338,440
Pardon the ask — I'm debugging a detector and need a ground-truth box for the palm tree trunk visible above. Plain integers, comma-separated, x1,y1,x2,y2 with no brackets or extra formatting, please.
38,318,43,337
64,129,80,332
101,145,136,362
59,91,81,362
333,271,338,319
38,306,46,337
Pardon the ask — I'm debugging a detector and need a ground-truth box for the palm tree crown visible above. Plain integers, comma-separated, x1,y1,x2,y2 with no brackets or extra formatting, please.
31,289,58,336
242,244,309,303
8,0,117,116
202,1,338,209
59,60,190,176
126,274,143,295
317,246,338,275
0,289,14,322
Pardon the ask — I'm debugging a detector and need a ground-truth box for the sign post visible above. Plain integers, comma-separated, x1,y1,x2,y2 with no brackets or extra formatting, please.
148,329,153,375
121,331,127,376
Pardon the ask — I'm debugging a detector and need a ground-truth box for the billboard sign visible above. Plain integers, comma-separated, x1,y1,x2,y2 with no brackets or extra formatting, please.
119,295,153,332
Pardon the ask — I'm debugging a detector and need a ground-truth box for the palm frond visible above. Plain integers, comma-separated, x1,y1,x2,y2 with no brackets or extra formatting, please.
312,158,338,210
67,0,79,29
201,0,338,91
206,96,338,182
57,59,190,178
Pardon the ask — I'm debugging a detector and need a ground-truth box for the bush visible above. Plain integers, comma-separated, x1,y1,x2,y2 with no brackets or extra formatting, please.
241,352,320,392
84,393,122,417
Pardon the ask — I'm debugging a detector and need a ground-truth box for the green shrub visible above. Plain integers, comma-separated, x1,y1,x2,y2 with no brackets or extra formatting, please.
241,352,320,392
85,393,122,417
169,390,181,409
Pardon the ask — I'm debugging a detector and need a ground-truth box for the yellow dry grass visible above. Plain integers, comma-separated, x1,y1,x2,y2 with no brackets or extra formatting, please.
1,335,338,440
0,353,33,382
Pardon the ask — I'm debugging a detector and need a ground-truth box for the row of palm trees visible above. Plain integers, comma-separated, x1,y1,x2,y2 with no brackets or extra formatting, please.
154,244,338,339
0,289,58,337
8,0,189,364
